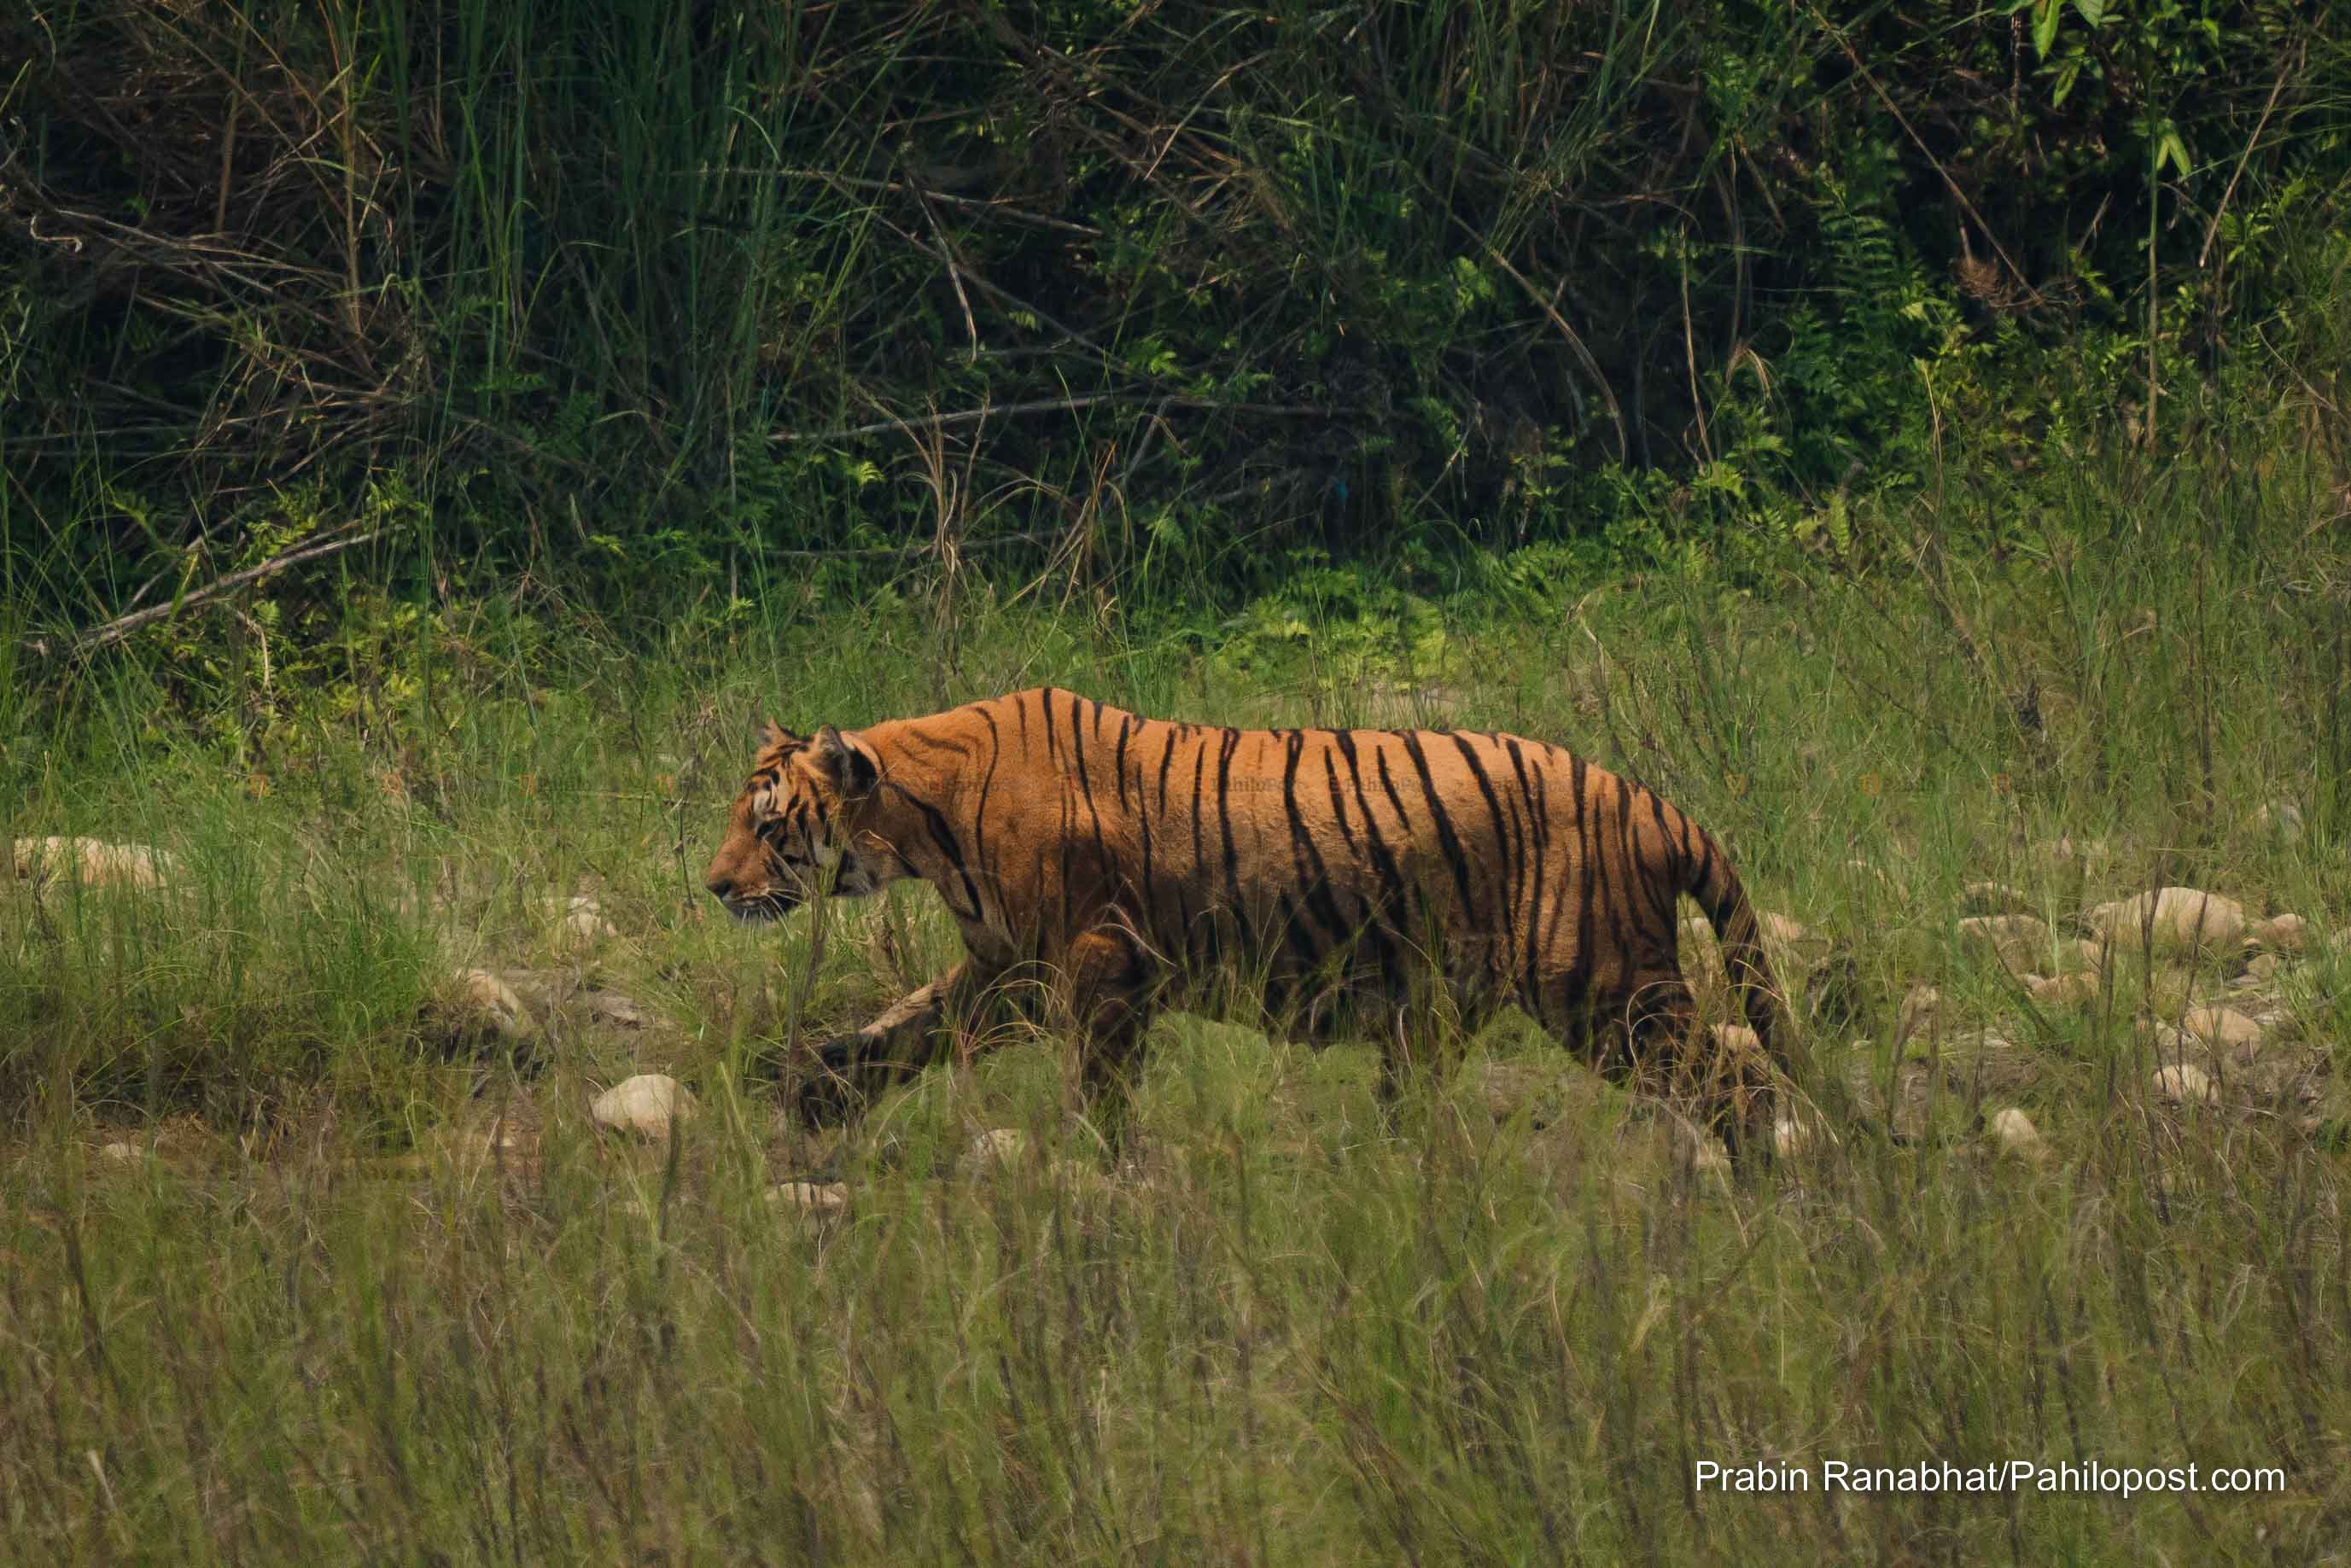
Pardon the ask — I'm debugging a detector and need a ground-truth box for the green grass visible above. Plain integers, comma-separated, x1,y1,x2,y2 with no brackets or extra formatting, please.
6,418,2351,1561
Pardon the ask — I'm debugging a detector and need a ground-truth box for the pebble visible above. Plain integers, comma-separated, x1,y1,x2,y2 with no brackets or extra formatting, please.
1988,1107,2047,1161
2249,914,2308,953
767,1181,849,1216
12,836,181,890
2028,971,2102,1007
2089,888,2246,957
450,969,536,1042
2151,1064,2219,1106
592,1074,697,1140
2181,1006,2264,1053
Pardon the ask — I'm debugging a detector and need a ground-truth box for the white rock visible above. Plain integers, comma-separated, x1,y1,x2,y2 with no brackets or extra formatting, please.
13,836,180,889
451,969,536,1042
767,1180,848,1216
2151,1064,2219,1105
2182,1006,2264,1052
1759,912,1816,948
592,1074,697,1140
966,1127,1029,1170
2249,914,2308,953
2029,971,2102,1007
2089,888,2246,957
97,1141,142,1164
1988,1107,2046,1160
555,895,618,945
1957,912,2049,949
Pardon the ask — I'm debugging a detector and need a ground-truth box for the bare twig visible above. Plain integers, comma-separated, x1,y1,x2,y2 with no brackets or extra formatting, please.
766,531,1060,562
910,177,983,360
1806,3,2044,308
774,395,1327,445
1481,242,1629,465
2197,44,2299,271
705,168,1104,237
61,526,379,655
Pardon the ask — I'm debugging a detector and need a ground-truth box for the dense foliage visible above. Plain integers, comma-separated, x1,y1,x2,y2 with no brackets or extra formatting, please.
3,0,2348,629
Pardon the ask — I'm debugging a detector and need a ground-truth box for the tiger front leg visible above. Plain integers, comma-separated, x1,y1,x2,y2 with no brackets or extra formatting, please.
797,959,1008,1126
1054,928,1159,1163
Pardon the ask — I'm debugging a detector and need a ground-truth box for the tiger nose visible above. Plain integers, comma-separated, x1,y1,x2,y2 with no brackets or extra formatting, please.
704,870,734,900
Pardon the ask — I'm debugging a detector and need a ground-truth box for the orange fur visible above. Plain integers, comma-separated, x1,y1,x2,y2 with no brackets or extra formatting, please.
705,689,1796,1156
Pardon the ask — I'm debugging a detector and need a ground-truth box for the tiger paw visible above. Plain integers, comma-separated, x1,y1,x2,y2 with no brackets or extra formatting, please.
795,1035,872,1126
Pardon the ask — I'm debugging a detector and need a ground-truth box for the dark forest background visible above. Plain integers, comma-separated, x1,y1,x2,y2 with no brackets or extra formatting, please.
4,0,2348,644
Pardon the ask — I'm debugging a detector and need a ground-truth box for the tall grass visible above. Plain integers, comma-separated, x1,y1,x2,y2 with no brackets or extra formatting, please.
5,388,2351,1558
9,0,2346,631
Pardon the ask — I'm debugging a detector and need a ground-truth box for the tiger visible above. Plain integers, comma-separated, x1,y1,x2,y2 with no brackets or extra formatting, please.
703,687,1801,1160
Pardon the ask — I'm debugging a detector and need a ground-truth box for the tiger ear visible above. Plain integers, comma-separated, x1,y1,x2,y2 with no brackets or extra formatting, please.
759,715,793,749
810,724,879,796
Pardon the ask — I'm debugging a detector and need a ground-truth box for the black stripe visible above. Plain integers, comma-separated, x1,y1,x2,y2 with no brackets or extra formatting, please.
1070,697,1113,906
1113,714,1135,811
1135,722,1158,912
1155,728,1181,813
895,732,977,766
1187,743,1210,910
1448,732,1514,968
1505,740,1552,1001
1321,750,1360,854
971,708,1002,924
1399,732,1476,920
1335,734,1409,984
1214,727,1256,952
1281,732,1347,961
897,789,984,922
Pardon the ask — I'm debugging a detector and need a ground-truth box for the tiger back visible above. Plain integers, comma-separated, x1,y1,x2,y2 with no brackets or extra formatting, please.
704,687,1796,1157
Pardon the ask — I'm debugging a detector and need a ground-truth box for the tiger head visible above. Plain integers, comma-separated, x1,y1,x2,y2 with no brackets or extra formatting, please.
703,720,896,922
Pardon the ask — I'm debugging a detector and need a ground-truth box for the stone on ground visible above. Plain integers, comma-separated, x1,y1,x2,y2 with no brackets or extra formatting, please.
2182,1006,2265,1054
13,836,182,890
2088,888,2245,957
2249,913,2308,953
447,969,537,1043
2150,1063,2219,1106
2029,971,2103,1007
592,1074,697,1139
767,1180,849,1216
554,895,619,946
1988,1107,2046,1162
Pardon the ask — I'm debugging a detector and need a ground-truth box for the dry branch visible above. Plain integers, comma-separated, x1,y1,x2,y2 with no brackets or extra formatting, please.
26,527,381,659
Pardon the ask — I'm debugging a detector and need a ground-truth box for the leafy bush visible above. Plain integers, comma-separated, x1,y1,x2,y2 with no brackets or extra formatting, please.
2,0,2347,635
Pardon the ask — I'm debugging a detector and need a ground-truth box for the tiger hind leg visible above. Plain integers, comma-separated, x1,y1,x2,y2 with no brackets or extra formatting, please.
1052,927,1161,1162
1537,970,1778,1169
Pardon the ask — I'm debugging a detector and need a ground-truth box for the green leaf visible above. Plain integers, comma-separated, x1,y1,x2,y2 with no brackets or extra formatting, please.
2156,128,2191,178
2032,0,2060,58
